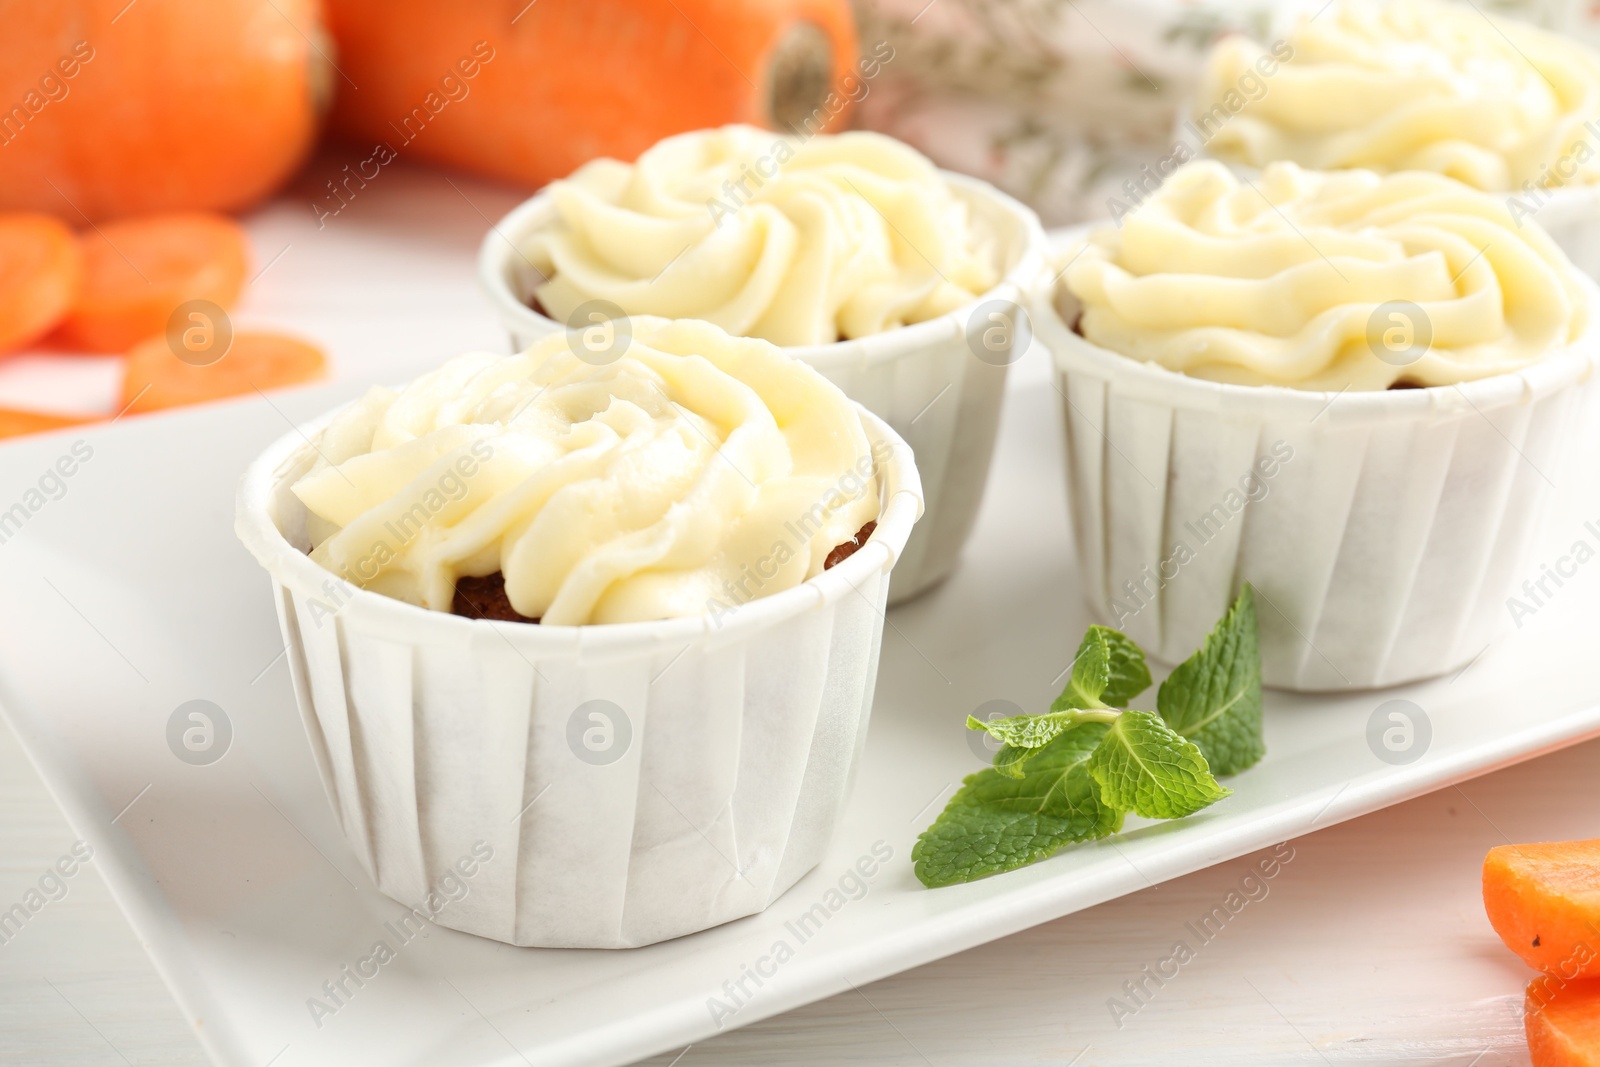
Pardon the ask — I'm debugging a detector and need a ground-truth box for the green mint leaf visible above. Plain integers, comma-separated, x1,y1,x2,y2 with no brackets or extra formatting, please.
1156,586,1264,777
1054,627,1110,709
1051,626,1151,710
968,709,1121,779
968,710,1100,749
1086,710,1230,820
912,723,1123,887
992,743,1034,779
1097,627,1153,706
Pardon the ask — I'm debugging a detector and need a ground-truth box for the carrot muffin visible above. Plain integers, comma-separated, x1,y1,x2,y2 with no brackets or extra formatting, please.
480,124,1047,606
236,315,923,948
1041,158,1598,689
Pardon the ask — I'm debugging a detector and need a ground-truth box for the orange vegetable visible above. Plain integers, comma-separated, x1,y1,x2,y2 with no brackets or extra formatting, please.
1527,977,1600,1067
0,214,80,355
56,213,250,353
0,407,99,439
121,331,327,413
0,0,327,221
1485,840,1600,978
323,0,861,191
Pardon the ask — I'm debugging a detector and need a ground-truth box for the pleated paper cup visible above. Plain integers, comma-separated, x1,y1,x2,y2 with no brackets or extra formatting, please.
1034,233,1600,691
478,171,1048,603
235,403,923,949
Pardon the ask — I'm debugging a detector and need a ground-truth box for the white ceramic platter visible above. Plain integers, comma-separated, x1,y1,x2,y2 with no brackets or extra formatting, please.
1,203,1598,1067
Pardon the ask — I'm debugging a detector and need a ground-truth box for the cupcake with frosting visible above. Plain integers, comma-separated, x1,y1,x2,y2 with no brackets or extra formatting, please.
1071,162,1589,390
524,126,1000,344
480,124,1048,603
291,318,884,624
236,317,923,947
1194,0,1600,275
1036,160,1598,689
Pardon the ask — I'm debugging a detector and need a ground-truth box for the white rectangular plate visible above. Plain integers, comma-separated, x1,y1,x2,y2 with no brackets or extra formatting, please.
2,350,1598,1067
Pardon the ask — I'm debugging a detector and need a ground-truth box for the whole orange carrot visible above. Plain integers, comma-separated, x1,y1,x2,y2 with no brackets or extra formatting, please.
323,0,863,190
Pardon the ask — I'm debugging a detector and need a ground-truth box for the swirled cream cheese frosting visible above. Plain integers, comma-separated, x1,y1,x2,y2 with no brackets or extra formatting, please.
521,125,1000,346
1198,0,1600,193
290,318,881,625
1064,161,1589,390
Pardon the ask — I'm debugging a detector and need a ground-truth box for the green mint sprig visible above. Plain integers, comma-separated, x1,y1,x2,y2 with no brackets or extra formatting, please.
912,587,1264,888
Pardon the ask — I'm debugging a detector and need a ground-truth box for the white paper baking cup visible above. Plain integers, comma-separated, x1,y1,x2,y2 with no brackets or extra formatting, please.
1035,231,1600,690
235,402,923,948
477,170,1048,603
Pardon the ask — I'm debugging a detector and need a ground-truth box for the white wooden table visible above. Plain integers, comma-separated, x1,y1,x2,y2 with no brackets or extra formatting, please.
0,158,1564,1066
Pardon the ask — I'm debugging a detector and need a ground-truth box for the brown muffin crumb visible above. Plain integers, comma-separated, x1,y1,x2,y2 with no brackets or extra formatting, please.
450,521,879,622
825,521,878,570
1388,378,1424,390
453,573,540,623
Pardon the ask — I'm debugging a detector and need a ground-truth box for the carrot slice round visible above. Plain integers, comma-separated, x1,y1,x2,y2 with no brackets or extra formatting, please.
0,407,99,439
1527,977,1600,1066
1485,840,1600,978
0,214,81,355
121,331,327,413
57,213,250,353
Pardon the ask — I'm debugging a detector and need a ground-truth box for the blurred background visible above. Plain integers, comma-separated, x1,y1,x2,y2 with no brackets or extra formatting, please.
2,0,1598,422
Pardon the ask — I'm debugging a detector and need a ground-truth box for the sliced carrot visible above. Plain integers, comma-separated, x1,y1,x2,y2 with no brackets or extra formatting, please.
1527,976,1600,1066
0,215,81,355
56,213,250,353
0,407,100,439
1485,840,1600,978
121,331,327,413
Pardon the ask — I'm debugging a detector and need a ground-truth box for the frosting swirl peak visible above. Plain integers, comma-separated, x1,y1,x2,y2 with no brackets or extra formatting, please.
522,125,1000,346
291,318,882,625
1198,0,1600,192
1064,161,1589,390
